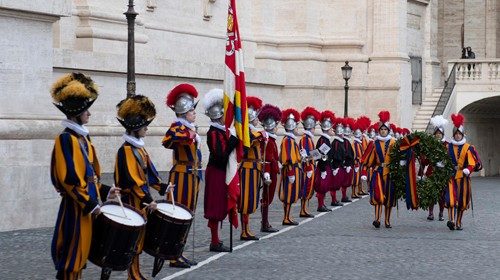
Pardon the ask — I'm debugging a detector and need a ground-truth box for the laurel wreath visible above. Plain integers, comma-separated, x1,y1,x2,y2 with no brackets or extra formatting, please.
389,131,454,210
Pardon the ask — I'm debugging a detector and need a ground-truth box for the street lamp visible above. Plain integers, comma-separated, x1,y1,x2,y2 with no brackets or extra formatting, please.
341,61,352,117
125,0,138,97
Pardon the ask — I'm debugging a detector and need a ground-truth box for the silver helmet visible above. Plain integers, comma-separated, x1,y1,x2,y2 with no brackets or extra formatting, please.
344,126,352,137
302,116,316,130
248,107,259,122
369,128,377,139
262,118,278,131
320,118,333,130
203,88,224,120
283,110,298,131
335,122,344,135
175,93,197,114
167,84,199,115
354,128,362,138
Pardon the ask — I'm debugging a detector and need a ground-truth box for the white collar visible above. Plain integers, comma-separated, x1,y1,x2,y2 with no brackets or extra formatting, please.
284,132,297,141
353,138,362,143
441,137,447,143
333,136,344,142
61,119,89,137
249,123,258,131
450,137,466,146
267,132,277,139
376,134,392,142
320,133,332,141
174,117,195,131
123,133,145,148
210,122,226,131
303,130,314,138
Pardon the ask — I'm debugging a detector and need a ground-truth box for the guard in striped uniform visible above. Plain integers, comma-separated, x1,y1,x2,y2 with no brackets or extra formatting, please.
279,109,302,225
314,111,336,212
114,95,168,279
299,107,320,218
445,114,479,230
258,104,282,232
202,88,238,251
163,83,201,268
50,73,110,280
342,117,356,200
239,96,265,240
361,111,397,228
351,117,368,198
355,116,371,196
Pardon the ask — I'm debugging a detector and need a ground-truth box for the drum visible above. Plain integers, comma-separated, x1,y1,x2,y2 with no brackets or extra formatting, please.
144,200,193,260
89,201,145,271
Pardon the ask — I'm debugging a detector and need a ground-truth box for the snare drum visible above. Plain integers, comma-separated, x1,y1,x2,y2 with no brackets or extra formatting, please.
144,200,193,260
89,201,145,271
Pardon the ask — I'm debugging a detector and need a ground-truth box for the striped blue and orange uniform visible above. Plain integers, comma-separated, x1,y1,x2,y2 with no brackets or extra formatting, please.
162,121,202,212
51,129,103,279
239,129,264,214
444,142,476,210
114,141,163,280
279,133,302,204
299,132,316,200
361,137,396,207
352,138,364,189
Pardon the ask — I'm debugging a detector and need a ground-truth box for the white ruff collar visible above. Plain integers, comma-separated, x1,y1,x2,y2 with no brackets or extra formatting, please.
354,138,362,143
174,117,195,131
333,136,344,142
376,134,392,142
320,133,332,141
267,132,277,139
62,119,89,137
123,133,145,148
450,137,466,146
249,123,259,131
210,122,226,131
303,130,314,138
284,132,297,141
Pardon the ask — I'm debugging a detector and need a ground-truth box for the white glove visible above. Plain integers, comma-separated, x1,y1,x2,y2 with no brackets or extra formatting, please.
346,166,352,173
195,133,201,145
361,175,367,181
278,162,283,169
399,160,407,166
436,161,445,168
332,168,339,176
229,127,236,136
288,176,295,184
462,168,470,176
321,171,327,179
354,167,359,173
306,170,313,178
263,172,271,181
417,175,422,181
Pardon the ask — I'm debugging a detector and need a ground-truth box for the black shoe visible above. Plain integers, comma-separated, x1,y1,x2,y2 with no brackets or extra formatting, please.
455,226,463,231
181,256,198,266
169,260,190,268
210,242,231,252
385,223,392,228
300,213,315,218
331,202,344,207
240,234,259,241
261,225,279,233
447,221,455,231
341,198,352,203
438,214,444,221
427,214,434,221
282,220,299,226
317,206,332,212
372,220,380,228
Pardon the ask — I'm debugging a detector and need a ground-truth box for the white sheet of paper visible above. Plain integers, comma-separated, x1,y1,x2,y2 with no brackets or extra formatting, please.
318,143,331,154
309,149,322,160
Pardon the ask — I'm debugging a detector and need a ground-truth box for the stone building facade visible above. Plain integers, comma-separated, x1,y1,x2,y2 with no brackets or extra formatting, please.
0,0,498,231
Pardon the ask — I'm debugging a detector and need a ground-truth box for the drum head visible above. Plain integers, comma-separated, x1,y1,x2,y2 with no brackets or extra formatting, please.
101,204,145,227
157,202,192,220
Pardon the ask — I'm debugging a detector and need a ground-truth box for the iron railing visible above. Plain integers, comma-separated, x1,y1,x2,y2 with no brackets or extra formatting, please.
425,63,457,133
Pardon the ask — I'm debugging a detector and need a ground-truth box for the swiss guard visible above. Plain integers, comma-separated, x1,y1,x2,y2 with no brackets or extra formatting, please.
361,111,397,228
299,107,321,218
162,83,201,268
258,104,282,232
444,114,481,230
314,110,336,212
279,109,302,225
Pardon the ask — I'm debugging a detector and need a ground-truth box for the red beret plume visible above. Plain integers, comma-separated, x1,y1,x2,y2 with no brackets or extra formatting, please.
378,110,390,123
390,123,397,131
357,116,371,131
247,96,263,110
166,83,198,108
451,113,465,128
403,128,410,135
281,108,300,124
301,107,321,121
351,120,359,131
320,110,335,122
258,104,282,122
343,117,355,128
335,117,344,127
372,123,380,131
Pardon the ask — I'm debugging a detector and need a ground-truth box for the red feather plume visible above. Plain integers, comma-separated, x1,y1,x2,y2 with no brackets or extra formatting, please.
390,123,397,132
402,128,410,135
166,83,198,108
371,123,379,131
281,108,300,124
320,110,335,123
247,96,263,110
258,104,282,122
343,117,355,128
451,113,465,128
334,117,344,127
301,107,321,121
357,116,371,131
378,110,390,123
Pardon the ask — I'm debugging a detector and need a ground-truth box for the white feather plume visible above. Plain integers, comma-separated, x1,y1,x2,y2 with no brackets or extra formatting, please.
203,88,224,111
430,115,448,129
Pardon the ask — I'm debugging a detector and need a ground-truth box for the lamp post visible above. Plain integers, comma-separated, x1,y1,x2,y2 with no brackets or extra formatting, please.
341,61,352,117
125,0,138,97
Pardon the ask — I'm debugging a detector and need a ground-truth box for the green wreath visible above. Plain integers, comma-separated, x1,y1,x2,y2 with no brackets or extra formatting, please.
389,131,454,210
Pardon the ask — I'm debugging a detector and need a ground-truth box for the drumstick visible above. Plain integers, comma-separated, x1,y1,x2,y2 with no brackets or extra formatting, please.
168,183,176,211
114,185,128,219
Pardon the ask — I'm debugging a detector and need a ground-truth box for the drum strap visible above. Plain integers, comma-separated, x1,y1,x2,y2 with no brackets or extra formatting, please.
131,147,149,181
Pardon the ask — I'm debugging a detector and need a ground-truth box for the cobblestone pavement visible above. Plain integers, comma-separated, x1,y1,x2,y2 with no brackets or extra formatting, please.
1,177,499,280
